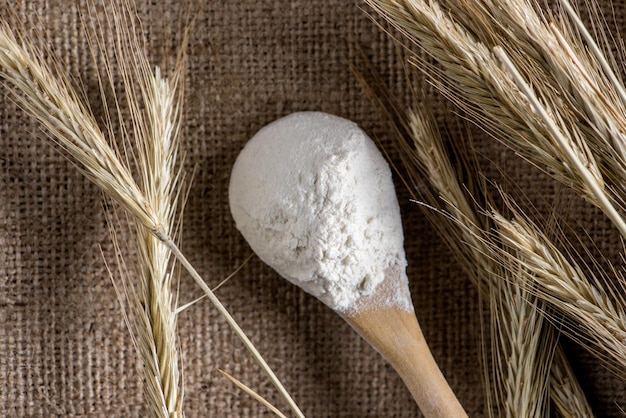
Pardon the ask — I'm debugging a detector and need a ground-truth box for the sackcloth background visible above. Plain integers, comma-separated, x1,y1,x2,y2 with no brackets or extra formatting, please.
1,0,625,416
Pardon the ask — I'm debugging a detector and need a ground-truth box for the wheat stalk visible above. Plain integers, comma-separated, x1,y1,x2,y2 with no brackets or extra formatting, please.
0,14,304,418
456,0,626,237
365,0,626,238
399,106,554,417
218,370,289,418
355,44,593,413
450,0,626,215
494,47,626,239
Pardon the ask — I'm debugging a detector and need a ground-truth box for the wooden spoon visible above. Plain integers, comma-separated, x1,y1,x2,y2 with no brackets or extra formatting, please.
341,266,467,418
229,111,466,417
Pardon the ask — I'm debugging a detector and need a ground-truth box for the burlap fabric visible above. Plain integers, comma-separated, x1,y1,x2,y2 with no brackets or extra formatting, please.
0,0,624,416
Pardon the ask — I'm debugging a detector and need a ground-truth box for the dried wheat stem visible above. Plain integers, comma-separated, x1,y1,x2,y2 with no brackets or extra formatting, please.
559,0,626,108
452,0,626,235
555,0,626,198
218,370,289,418
155,231,305,418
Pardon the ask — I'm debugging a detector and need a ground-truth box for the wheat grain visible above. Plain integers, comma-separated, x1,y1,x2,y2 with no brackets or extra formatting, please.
455,0,626,191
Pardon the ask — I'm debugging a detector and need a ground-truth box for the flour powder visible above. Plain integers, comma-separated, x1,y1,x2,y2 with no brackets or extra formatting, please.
229,112,407,312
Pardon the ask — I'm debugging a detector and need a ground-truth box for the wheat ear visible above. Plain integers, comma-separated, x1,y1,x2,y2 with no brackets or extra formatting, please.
92,3,187,415
355,45,591,409
0,21,158,230
368,0,600,416
462,0,626,238
452,0,626,225
133,62,185,418
551,347,595,418
492,209,626,377
489,268,554,418
123,69,184,417
401,106,553,417
493,47,626,239
366,0,625,237
360,62,592,413
413,85,596,411
365,0,596,413
0,20,305,418
128,58,184,418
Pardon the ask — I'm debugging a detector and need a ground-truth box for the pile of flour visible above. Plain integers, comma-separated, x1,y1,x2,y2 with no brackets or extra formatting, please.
228,112,407,312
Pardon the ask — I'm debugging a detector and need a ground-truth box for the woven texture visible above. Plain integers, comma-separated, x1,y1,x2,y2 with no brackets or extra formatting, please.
1,0,625,416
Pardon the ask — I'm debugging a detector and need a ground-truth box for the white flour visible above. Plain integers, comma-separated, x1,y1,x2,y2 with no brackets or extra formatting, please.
229,112,408,312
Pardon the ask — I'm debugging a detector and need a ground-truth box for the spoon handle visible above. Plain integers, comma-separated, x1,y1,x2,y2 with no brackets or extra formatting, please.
345,307,467,418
